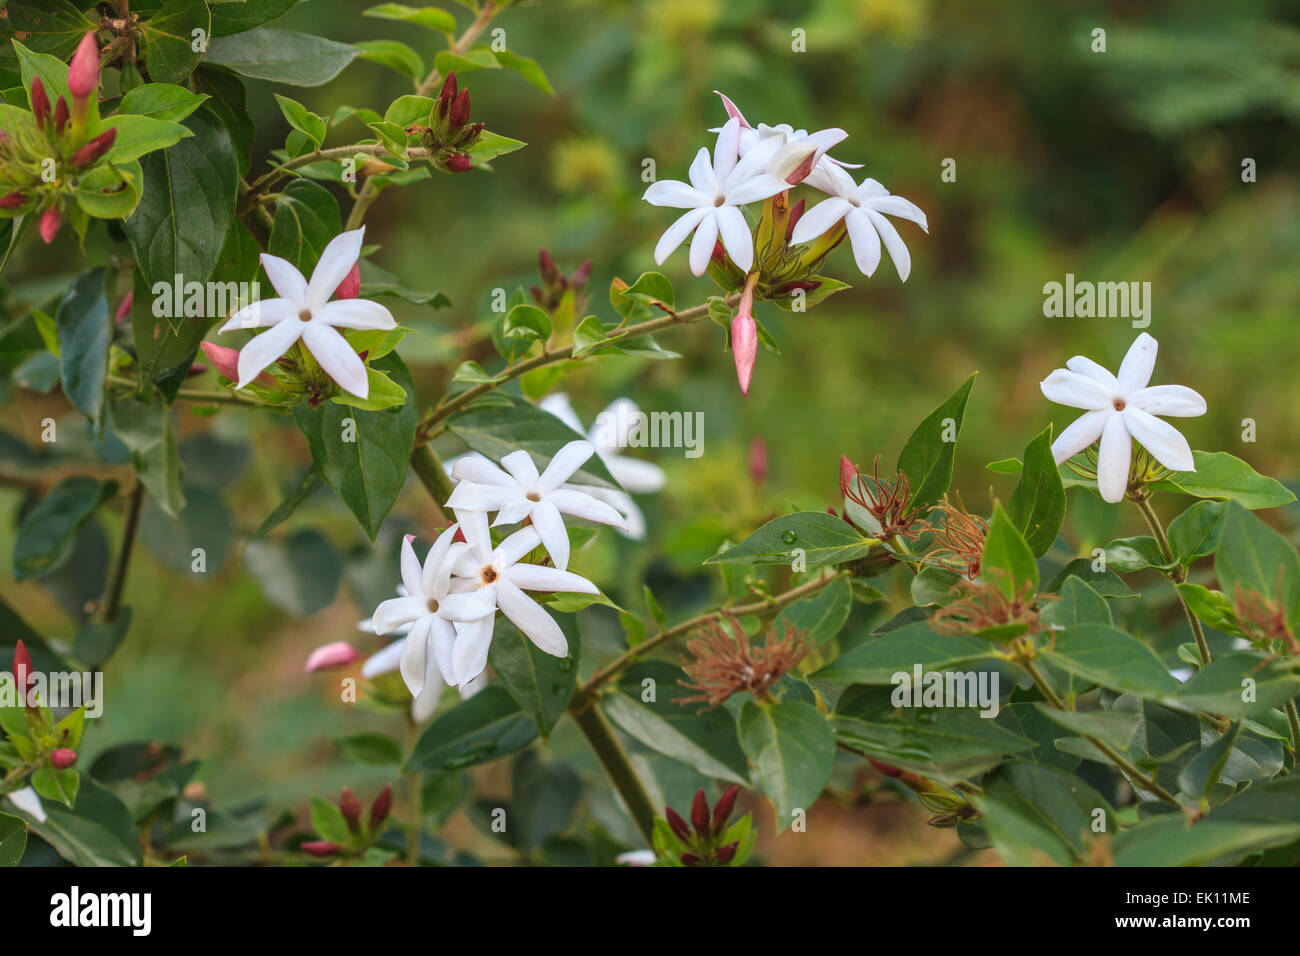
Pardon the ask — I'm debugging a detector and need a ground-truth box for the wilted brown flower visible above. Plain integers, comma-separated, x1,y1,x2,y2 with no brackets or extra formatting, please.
1233,579,1299,654
842,455,922,541
677,614,808,710
930,574,1053,640
925,494,988,578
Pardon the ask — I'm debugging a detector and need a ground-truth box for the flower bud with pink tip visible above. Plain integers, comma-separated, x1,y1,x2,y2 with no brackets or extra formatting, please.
39,205,61,244
334,262,361,300
730,281,758,396
304,641,362,673
68,33,101,104
50,748,78,770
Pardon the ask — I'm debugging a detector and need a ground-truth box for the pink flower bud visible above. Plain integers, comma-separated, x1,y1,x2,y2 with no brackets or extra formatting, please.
748,438,767,485
840,456,857,497
39,205,60,244
53,97,68,133
13,639,35,709
50,748,78,770
446,153,473,173
369,784,393,829
339,788,362,832
0,191,27,209
301,841,342,857
333,262,360,300
730,309,757,397
304,641,362,674
538,248,560,284
68,33,101,101
71,127,116,168
571,258,592,289
713,90,751,128
200,341,242,382
30,78,50,127
115,291,133,323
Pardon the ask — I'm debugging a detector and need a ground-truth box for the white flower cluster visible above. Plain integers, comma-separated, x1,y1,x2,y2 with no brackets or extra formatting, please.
367,440,626,719
644,91,928,280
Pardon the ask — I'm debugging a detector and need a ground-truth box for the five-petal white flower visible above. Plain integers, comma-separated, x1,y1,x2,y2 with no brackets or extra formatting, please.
643,117,790,276
1040,332,1206,503
219,227,395,398
446,440,627,571
790,164,929,280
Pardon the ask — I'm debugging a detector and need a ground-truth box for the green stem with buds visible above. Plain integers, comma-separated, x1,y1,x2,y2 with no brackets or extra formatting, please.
1130,489,1210,666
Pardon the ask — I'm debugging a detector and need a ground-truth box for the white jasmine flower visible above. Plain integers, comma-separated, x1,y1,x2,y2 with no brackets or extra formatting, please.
5,785,45,823
789,164,928,281
540,394,666,540
361,632,487,720
449,512,598,686
1040,332,1206,503
713,90,860,173
446,440,627,571
368,527,496,716
616,849,658,866
219,227,395,398
643,117,790,275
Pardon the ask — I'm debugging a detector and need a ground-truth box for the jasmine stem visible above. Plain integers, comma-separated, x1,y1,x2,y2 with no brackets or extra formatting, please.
1130,488,1210,666
565,694,658,844
107,375,260,407
409,443,454,521
99,480,143,624
1287,701,1300,769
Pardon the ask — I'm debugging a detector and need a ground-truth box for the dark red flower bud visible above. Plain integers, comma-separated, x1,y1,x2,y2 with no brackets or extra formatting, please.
715,841,739,864
53,96,69,134
712,785,739,832
690,789,710,836
786,197,806,242
462,121,484,142
301,841,342,857
680,852,701,867
839,456,857,497
571,259,592,289
50,748,78,770
665,807,692,843
538,248,560,284
13,639,35,708
30,77,50,127
0,191,27,209
339,787,362,832
446,153,473,173
449,89,471,129
334,261,360,300
115,291,133,323
869,758,904,778
71,127,116,168
39,205,61,244
438,72,458,114
68,33,101,101
369,784,393,829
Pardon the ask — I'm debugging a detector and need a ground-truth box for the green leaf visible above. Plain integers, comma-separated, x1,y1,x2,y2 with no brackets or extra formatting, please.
813,620,996,685
54,269,110,424
140,0,210,84
1043,558,1135,598
1173,651,1300,715
976,762,1115,866
109,393,185,516
1102,535,1174,573
737,700,835,827
1113,816,1300,867
981,501,1037,598
31,767,79,809
492,49,554,94
434,47,499,76
251,467,324,539
909,565,963,606
0,812,26,866
1008,426,1065,557
1174,583,1244,638
1178,720,1242,801
1149,451,1296,510
1038,624,1181,698
332,732,403,766
1214,501,1300,632
896,373,975,511
603,662,750,784
464,130,526,165
1166,500,1224,566
1040,576,1112,629
125,108,238,389
705,512,876,567
406,686,539,773
309,796,350,843
292,355,416,539
274,94,326,148
363,3,458,32
205,28,358,86
243,529,340,615
357,39,424,81
13,476,111,580
269,177,341,273
101,113,194,162
210,0,300,37
833,684,1032,783
1032,704,1141,751
774,575,852,647
447,392,617,488
510,751,579,849
329,365,407,411
487,617,579,738
21,778,141,867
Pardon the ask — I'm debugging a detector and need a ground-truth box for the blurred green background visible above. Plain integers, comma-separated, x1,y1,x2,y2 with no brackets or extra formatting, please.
3,0,1299,863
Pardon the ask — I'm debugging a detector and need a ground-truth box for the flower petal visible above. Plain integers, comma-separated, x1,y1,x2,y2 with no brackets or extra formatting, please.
307,227,365,309
1129,384,1207,418
400,534,423,598
421,525,460,595
1096,413,1132,503
689,209,719,276
539,440,595,491
715,204,754,274
501,449,541,487
530,499,570,571
654,206,710,266
1117,332,1158,393
714,116,740,182
863,208,912,281
1040,369,1113,411
398,614,435,697
865,194,928,232
540,393,584,433
496,526,542,566
548,487,629,527
6,786,45,823
790,196,852,245
446,481,518,513
431,615,458,686
503,562,599,594
1050,409,1111,464
644,179,707,209
687,146,718,194
605,454,665,493
1065,355,1121,390
845,209,883,277
454,508,493,563
236,319,303,387
1123,407,1195,472
301,322,368,398
314,297,396,331
259,253,309,302
439,590,496,621
370,596,426,635
451,615,496,687
725,173,787,206
361,638,405,679
219,297,297,332
450,454,517,487
494,578,568,657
